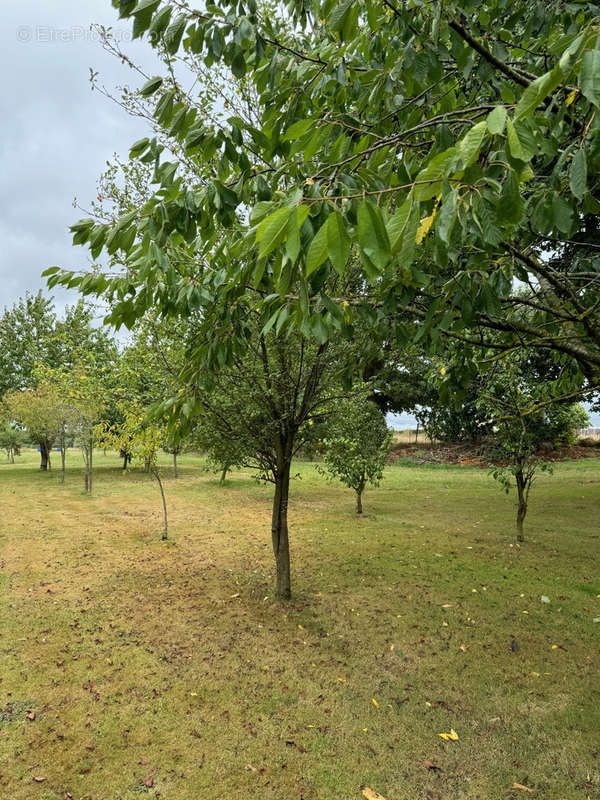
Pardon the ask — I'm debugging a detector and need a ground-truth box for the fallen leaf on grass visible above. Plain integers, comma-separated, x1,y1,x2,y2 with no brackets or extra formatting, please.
371,698,379,708
362,787,388,800
26,712,36,721
245,764,258,772
513,782,534,792
33,777,46,783
424,759,442,771
141,777,154,788
438,729,459,741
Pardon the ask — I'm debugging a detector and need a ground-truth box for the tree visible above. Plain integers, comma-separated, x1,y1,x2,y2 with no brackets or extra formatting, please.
50,365,107,493
4,384,61,471
171,322,356,600
100,403,170,539
49,0,600,395
0,426,24,464
319,396,392,514
0,293,118,397
477,361,589,542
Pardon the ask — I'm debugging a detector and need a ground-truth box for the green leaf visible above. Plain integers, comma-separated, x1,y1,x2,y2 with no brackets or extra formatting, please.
133,0,161,14
326,211,351,275
514,67,562,121
498,172,524,225
579,49,600,108
164,14,187,55
506,118,529,161
357,201,390,270
140,76,163,97
437,189,458,244
569,148,587,199
306,220,329,276
486,105,507,135
329,0,353,32
386,196,412,254
282,119,313,142
149,5,172,37
256,207,292,259
413,148,455,201
457,121,486,167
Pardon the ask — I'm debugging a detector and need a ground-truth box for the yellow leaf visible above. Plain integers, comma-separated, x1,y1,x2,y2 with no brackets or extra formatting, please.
551,644,558,650
438,728,459,741
566,88,579,106
513,782,534,792
371,698,379,708
298,624,304,630
440,367,446,376
337,677,347,683
362,788,387,800
416,211,436,244
531,671,540,677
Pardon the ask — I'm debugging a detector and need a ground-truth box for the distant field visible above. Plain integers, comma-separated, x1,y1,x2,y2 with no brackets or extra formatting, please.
1,449,599,799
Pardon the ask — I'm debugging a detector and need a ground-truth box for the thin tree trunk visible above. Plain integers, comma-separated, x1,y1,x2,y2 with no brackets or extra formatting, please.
515,469,527,542
356,490,363,515
88,440,93,494
152,467,168,541
39,440,49,471
220,463,230,484
60,434,66,485
271,456,292,601
173,452,178,479
144,457,151,474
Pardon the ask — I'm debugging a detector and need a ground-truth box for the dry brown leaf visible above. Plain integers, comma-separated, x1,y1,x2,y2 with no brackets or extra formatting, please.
362,787,388,800
33,777,46,783
26,712,36,721
245,764,258,773
513,783,534,792
424,759,441,771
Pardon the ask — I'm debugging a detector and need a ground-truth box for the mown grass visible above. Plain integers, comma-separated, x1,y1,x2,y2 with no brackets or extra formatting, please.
0,449,599,800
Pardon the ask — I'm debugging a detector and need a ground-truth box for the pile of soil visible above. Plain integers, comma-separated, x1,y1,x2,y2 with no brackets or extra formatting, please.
388,440,600,467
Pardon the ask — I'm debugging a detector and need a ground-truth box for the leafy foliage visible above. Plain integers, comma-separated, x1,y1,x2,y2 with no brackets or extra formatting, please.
319,396,392,513
47,0,600,394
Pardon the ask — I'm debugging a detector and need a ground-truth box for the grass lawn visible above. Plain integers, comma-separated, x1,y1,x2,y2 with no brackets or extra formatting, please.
0,449,599,800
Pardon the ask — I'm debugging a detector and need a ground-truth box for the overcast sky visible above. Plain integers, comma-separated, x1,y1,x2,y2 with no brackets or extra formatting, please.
0,1,158,315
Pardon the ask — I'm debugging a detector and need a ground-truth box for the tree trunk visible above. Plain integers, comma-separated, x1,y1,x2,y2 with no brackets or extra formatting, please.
173,452,178,479
144,457,151,474
88,440,93,494
220,464,230,484
153,467,168,541
356,489,363,515
122,451,129,471
60,443,66,485
271,456,292,601
515,469,527,542
39,440,49,471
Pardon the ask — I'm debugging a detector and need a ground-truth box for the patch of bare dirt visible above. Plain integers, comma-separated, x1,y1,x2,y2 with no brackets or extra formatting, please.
388,441,600,467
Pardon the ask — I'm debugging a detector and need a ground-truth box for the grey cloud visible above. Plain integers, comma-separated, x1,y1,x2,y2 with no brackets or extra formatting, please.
0,0,159,314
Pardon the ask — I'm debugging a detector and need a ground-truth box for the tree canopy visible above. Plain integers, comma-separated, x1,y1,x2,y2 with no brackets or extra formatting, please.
46,0,600,399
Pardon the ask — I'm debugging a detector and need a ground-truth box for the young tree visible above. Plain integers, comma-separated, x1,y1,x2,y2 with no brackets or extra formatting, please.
100,403,170,539
3,384,61,471
0,426,24,464
319,396,392,514
172,323,356,600
478,362,589,542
